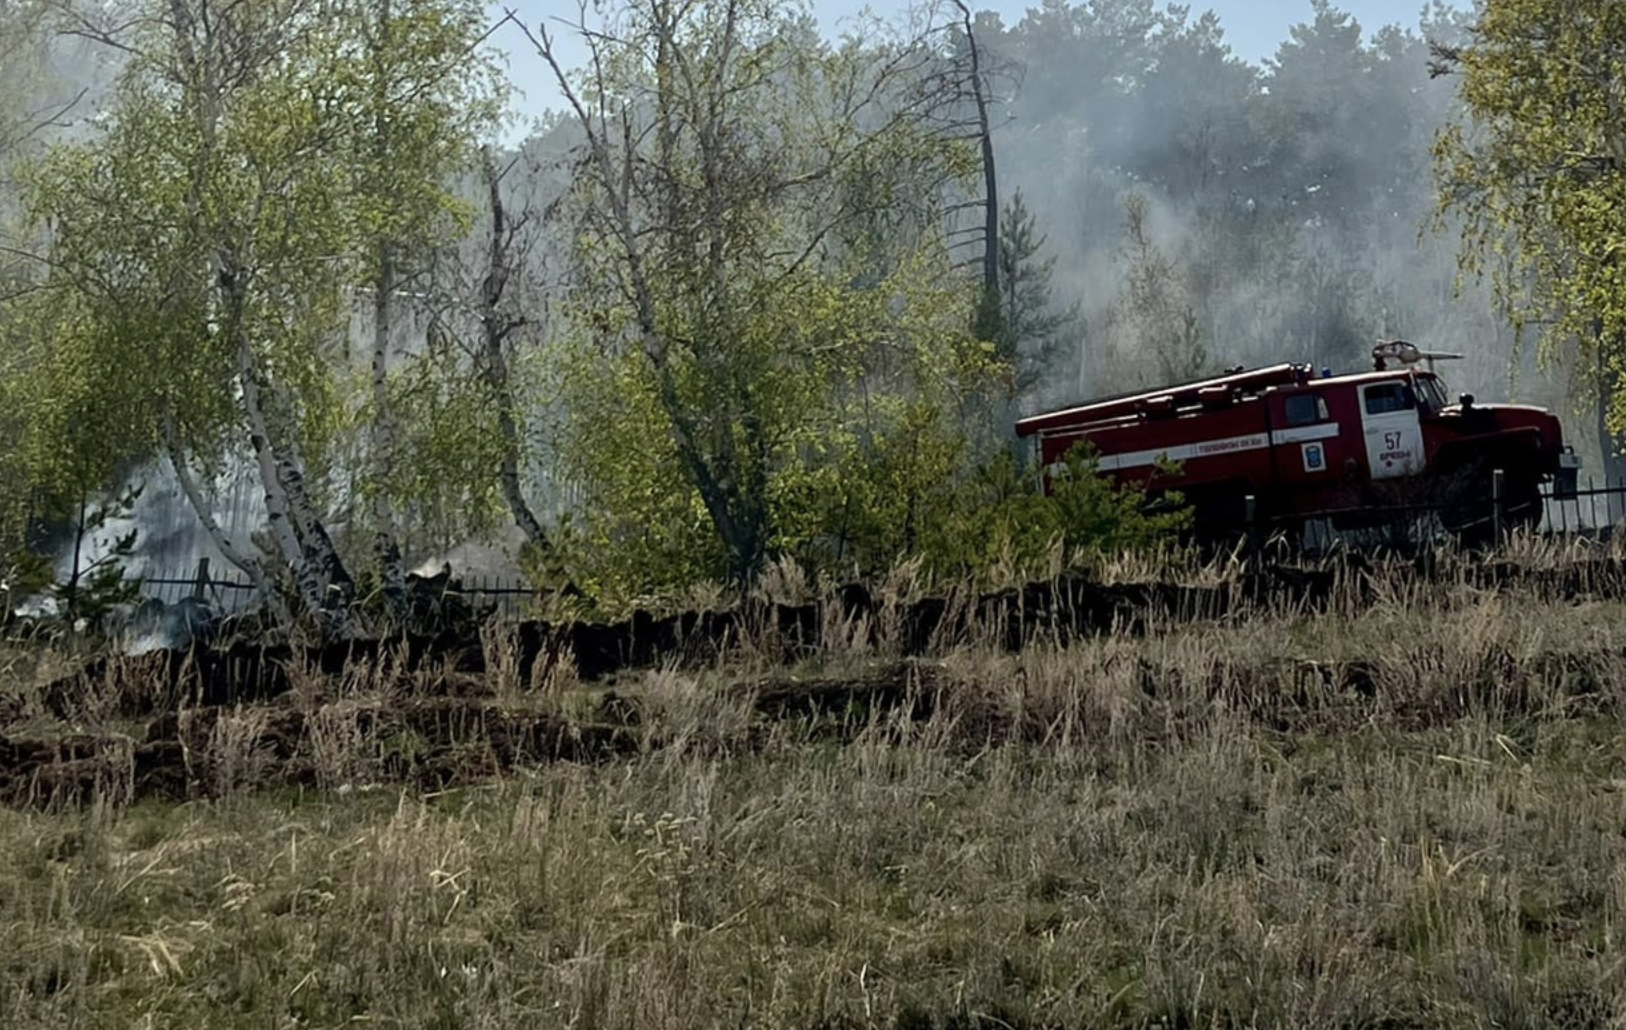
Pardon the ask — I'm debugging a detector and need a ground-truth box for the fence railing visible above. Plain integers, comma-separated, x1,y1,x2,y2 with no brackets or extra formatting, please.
115,474,1626,617
135,558,541,620
1538,475,1626,534
139,558,258,613
1236,473,1626,550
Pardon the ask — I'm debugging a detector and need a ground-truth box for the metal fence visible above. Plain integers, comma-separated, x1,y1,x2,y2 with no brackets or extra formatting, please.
120,475,1626,616
135,559,541,620
1540,475,1626,534
1237,473,1626,552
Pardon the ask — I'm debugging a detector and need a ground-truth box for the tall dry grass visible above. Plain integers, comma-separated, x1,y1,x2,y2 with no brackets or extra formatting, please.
3,544,1626,1028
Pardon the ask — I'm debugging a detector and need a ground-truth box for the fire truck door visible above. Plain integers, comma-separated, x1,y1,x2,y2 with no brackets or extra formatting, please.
1359,381,1423,481
1273,392,1339,480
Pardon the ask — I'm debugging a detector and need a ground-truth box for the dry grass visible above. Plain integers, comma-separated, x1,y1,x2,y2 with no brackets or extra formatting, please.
4,549,1626,1028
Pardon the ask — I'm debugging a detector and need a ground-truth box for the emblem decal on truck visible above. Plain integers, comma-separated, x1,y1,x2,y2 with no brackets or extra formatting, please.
1302,442,1326,472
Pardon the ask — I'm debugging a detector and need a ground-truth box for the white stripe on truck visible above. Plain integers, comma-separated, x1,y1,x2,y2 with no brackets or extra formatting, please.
1269,424,1341,445
1042,422,1340,472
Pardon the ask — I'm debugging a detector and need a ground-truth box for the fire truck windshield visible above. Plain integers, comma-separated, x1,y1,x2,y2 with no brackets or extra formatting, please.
1417,375,1449,412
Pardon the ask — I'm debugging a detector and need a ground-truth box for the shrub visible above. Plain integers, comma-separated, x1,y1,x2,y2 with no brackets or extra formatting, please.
916,441,1191,581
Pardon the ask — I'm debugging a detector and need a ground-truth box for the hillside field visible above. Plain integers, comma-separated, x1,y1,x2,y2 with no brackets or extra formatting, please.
4,544,1626,1029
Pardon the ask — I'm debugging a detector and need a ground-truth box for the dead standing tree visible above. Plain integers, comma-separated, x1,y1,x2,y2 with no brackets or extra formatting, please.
947,0,1002,344
476,145,553,556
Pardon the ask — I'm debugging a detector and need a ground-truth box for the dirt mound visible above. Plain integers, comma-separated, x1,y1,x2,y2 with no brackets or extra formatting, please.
0,694,639,808
11,554,1626,811
34,554,1626,717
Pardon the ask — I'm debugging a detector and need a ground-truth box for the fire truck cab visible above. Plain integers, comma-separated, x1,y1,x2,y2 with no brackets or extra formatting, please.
1016,341,1579,542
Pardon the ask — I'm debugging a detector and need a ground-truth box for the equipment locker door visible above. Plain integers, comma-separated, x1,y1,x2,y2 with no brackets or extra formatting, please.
1359,380,1423,480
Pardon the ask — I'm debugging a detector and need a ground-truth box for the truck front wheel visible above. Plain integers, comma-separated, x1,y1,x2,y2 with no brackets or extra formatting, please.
1436,459,1543,544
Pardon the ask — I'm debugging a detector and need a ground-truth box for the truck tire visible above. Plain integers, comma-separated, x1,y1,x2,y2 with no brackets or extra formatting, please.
1435,458,1542,545
1435,458,1495,545
1503,479,1544,534
1174,480,1254,548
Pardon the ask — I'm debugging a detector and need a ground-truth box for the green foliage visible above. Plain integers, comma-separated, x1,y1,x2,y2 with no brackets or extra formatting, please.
0,293,46,565
328,0,508,557
3,0,506,605
549,242,1003,601
17,0,356,469
920,442,1190,580
0,0,1532,611
332,0,503,260
0,283,163,601
972,282,1005,364
550,324,1187,598
771,397,980,578
387,341,510,550
535,1,1211,601
546,337,728,602
27,486,145,629
545,0,1000,588
1433,0,1626,433
4,292,162,505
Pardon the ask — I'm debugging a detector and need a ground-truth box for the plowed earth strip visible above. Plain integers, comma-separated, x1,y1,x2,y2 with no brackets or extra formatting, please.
30,556,1626,716
4,641,1619,810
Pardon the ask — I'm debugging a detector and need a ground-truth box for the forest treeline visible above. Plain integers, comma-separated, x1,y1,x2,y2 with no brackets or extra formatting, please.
0,0,1620,626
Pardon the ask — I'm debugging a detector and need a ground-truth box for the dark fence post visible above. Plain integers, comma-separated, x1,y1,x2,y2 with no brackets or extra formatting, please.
192,557,210,601
1492,469,1504,542
1245,495,1258,567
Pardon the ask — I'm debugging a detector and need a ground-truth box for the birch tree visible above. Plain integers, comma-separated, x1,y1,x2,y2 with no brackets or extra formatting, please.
21,0,364,621
340,0,503,614
13,0,509,626
526,0,1000,587
1431,0,1626,478
0,1,100,561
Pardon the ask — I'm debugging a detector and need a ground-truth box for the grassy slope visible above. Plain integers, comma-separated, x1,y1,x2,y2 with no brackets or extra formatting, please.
4,562,1626,1029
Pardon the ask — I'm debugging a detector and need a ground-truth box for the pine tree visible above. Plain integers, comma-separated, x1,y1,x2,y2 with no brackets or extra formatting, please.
997,189,1077,393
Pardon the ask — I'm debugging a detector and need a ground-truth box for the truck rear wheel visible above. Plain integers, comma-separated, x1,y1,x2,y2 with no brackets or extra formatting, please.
1168,480,1255,549
1436,459,1542,545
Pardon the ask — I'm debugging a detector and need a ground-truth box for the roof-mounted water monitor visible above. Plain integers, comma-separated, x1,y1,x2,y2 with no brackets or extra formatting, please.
1372,339,1464,374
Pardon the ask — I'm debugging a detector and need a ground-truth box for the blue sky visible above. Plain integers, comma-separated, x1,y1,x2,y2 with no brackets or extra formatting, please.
488,0,1435,131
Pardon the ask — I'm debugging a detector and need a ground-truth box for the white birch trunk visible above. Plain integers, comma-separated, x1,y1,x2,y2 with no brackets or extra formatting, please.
265,387,354,612
371,242,406,613
232,324,325,615
164,439,269,592
233,329,303,567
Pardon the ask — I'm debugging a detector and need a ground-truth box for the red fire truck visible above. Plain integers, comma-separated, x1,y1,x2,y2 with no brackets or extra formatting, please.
1015,341,1580,543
